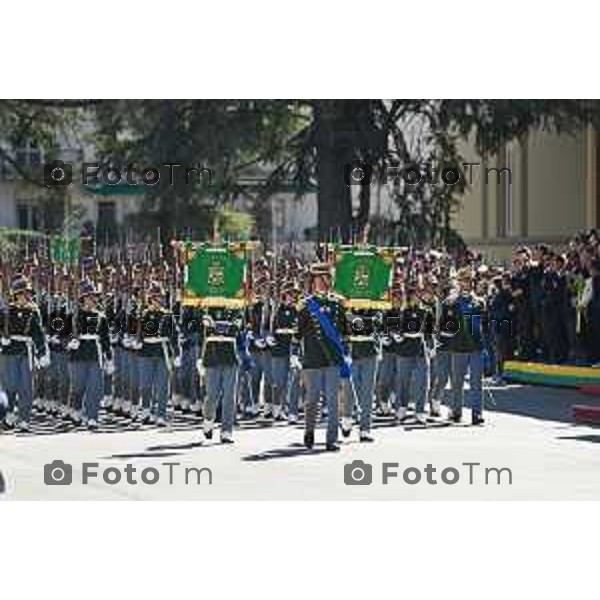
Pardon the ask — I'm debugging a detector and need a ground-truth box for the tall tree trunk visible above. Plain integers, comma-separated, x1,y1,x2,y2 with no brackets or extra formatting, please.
314,101,353,242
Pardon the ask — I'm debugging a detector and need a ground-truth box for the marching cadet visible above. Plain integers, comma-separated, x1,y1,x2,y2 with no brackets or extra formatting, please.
375,259,404,415
45,291,71,418
136,282,181,426
429,275,453,417
268,282,299,421
440,267,486,425
199,305,244,443
297,262,347,451
119,290,142,417
341,306,380,442
0,277,50,431
177,303,203,414
66,281,113,430
397,284,436,424
243,274,273,418
104,291,124,412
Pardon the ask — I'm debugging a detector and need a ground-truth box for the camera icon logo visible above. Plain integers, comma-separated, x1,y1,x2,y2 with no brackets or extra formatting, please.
344,460,373,485
44,160,73,187
343,161,374,187
44,460,73,485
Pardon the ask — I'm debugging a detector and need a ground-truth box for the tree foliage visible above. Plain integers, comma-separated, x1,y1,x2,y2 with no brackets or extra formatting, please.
1,99,600,246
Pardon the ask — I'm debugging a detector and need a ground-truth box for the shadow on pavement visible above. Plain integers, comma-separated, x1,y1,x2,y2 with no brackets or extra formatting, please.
556,433,600,444
102,451,183,460
242,442,332,461
146,441,205,452
481,383,600,424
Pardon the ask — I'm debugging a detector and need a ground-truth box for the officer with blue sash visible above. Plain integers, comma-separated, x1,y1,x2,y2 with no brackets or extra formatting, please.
297,262,348,451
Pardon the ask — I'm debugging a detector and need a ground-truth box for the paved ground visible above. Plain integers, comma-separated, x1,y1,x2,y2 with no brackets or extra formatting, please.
1,383,599,500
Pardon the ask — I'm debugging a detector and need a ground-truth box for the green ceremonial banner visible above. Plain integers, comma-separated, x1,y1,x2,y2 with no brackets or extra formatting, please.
183,245,248,307
333,249,393,309
51,236,80,264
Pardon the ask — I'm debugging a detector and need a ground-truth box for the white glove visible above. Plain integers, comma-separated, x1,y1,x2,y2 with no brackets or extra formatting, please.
202,315,215,328
290,355,302,370
343,355,353,368
122,335,132,349
37,353,51,369
104,360,115,375
1,337,11,347
67,338,80,351
173,356,182,369
50,335,60,345
196,358,204,373
132,340,143,351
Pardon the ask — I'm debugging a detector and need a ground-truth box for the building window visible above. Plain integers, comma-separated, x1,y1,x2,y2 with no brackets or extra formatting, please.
97,201,117,243
1,141,42,180
497,142,515,238
16,202,41,230
504,143,514,236
0,156,14,179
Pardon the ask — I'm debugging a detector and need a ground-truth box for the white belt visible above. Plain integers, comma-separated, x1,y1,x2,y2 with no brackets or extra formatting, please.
440,331,455,337
275,328,295,335
10,335,32,343
348,335,375,342
79,334,99,341
206,336,236,343
143,337,167,344
403,332,424,339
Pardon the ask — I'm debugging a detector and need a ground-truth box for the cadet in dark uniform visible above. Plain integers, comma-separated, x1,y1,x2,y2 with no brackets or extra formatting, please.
178,304,202,414
120,292,142,416
341,307,380,441
393,285,433,425
440,268,486,425
45,292,71,418
0,277,49,431
541,254,569,363
136,283,181,426
375,260,404,415
244,294,272,418
200,306,244,443
66,281,113,430
488,273,517,382
297,263,346,451
269,284,298,421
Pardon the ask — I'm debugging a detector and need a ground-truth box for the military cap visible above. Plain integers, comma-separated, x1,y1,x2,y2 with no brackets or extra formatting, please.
10,277,33,295
309,262,331,276
80,280,100,298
